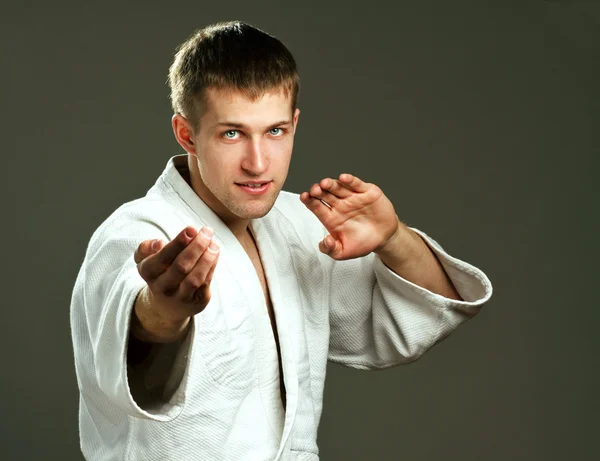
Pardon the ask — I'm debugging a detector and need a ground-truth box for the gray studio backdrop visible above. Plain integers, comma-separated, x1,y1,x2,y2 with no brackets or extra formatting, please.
1,1,598,460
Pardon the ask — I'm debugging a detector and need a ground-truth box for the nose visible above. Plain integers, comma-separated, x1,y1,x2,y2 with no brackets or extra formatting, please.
241,140,268,176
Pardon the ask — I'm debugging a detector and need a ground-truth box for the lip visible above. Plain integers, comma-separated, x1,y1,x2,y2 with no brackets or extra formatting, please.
236,181,272,195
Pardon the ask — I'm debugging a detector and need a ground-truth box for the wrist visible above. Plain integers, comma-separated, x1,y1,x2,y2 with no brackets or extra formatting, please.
375,223,425,268
131,287,191,343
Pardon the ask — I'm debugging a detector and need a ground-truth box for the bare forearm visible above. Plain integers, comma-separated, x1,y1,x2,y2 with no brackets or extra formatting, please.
375,222,463,301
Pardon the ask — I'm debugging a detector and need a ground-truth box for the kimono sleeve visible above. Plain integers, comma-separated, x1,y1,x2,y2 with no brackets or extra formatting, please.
70,216,195,421
327,227,493,369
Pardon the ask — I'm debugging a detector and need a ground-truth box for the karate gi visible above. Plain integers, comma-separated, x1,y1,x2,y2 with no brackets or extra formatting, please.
70,154,493,460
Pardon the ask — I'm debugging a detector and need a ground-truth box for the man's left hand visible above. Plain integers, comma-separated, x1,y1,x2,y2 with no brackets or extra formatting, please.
300,174,403,260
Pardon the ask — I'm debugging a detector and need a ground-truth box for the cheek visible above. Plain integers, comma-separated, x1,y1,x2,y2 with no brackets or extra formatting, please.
272,140,294,164
199,144,232,178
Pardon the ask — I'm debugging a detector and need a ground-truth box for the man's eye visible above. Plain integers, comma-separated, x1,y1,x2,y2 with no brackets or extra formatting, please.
269,128,283,136
224,130,239,139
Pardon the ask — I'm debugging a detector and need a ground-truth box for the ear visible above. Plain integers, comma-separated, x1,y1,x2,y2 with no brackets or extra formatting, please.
292,108,300,134
172,114,197,155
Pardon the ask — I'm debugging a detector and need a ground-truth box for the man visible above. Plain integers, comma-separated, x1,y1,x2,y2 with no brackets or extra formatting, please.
70,20,493,461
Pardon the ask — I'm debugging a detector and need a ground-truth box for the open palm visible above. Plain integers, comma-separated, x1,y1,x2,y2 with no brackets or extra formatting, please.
300,174,399,260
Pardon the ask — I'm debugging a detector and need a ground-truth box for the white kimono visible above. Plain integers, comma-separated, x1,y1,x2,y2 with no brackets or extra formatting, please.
70,154,493,461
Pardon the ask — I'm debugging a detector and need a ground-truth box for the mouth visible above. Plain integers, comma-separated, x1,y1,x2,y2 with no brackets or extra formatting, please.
235,181,272,195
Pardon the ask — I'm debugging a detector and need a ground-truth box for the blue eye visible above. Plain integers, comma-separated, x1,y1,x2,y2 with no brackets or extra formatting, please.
269,128,283,136
224,130,238,139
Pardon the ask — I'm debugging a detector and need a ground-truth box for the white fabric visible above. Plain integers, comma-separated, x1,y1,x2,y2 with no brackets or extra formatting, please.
70,154,493,460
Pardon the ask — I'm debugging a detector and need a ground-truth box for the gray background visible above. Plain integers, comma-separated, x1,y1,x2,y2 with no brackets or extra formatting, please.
1,1,598,460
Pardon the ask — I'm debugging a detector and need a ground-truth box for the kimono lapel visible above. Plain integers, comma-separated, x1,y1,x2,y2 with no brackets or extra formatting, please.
250,218,299,459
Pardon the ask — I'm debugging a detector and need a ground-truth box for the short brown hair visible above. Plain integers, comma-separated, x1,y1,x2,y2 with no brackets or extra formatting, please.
168,21,300,129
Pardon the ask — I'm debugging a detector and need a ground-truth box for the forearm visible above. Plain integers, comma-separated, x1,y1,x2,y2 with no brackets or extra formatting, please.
127,287,190,374
127,289,193,402
375,221,463,301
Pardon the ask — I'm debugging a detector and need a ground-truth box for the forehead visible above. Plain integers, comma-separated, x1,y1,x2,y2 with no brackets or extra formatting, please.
200,87,293,125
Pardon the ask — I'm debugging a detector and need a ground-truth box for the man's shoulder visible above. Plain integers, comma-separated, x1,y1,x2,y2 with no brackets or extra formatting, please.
88,193,174,251
104,194,171,228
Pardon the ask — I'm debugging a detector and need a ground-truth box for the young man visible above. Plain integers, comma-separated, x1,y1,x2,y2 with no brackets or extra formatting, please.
70,21,493,461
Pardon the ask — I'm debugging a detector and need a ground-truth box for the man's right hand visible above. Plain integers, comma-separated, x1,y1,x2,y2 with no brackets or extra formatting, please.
130,226,220,343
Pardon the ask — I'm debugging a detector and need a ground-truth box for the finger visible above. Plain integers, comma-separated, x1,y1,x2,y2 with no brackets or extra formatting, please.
338,173,368,193
179,240,220,302
320,178,352,199
189,250,220,307
301,192,332,222
319,235,341,258
155,227,215,295
309,183,338,207
134,239,164,264
203,251,219,285
138,227,198,281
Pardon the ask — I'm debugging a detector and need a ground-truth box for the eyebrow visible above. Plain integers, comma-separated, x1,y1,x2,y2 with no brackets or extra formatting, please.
216,120,292,130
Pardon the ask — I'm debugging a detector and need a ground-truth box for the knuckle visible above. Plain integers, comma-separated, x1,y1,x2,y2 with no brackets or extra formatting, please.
184,274,205,290
207,240,221,255
172,259,192,274
203,248,218,261
194,234,210,249
193,287,210,305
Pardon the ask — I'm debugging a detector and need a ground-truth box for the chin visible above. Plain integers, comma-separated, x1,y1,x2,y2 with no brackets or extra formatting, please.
231,196,278,219
240,203,276,219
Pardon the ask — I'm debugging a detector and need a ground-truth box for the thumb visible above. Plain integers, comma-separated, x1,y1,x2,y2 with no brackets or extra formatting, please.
319,235,341,259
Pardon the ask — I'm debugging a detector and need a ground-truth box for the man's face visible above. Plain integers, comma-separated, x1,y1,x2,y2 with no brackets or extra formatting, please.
190,87,300,222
